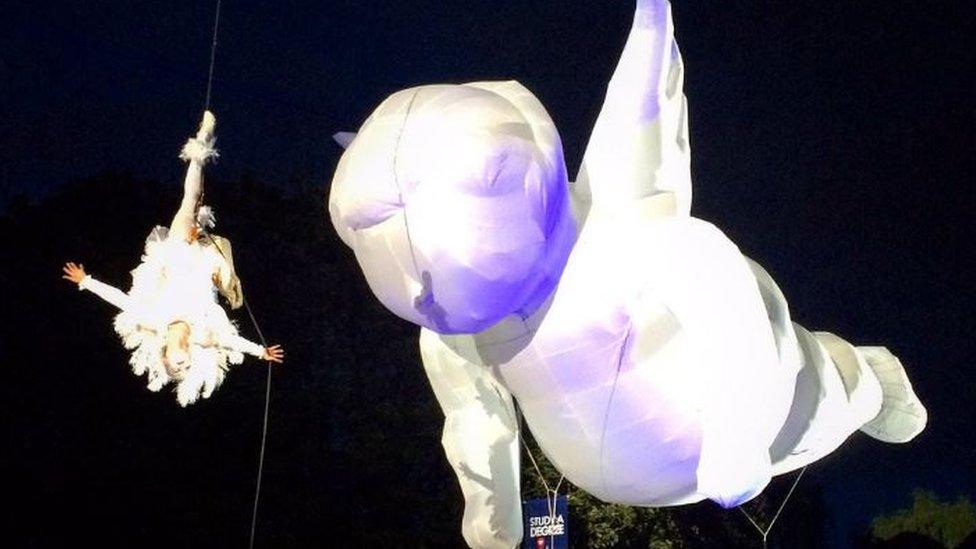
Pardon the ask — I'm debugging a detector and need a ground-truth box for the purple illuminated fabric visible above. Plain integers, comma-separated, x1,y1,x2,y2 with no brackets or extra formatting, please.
496,214,792,507
329,82,576,334
330,1,927,545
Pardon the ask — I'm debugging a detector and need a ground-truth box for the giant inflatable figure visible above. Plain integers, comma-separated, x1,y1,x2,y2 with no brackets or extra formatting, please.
329,1,928,547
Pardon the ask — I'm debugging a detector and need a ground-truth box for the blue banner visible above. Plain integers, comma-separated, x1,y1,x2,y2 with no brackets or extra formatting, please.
522,495,569,549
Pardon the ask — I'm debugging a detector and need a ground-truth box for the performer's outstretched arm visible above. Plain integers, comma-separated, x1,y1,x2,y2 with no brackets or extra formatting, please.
170,111,217,241
208,331,285,364
63,262,130,310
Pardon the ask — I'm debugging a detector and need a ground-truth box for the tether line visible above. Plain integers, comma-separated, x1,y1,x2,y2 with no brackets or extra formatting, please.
194,1,278,545
515,404,565,548
738,466,807,549
203,0,222,112
204,232,274,549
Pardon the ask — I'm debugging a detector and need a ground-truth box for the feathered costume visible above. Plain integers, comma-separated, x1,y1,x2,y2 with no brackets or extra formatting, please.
78,113,263,406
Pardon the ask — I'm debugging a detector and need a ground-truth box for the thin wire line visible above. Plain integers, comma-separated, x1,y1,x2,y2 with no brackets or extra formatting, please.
515,402,565,546
738,465,807,548
197,1,275,545
203,0,222,111
204,235,273,549
246,298,273,549
767,466,807,534
738,505,765,536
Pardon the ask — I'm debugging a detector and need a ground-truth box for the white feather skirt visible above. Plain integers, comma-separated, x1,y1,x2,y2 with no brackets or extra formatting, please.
114,227,243,406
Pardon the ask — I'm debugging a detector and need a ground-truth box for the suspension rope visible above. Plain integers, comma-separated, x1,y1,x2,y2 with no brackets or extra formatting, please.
196,1,275,546
204,232,274,549
738,466,808,549
243,300,273,549
515,404,565,548
203,0,222,112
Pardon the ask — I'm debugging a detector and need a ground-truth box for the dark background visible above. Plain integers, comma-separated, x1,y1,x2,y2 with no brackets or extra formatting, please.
2,1,973,547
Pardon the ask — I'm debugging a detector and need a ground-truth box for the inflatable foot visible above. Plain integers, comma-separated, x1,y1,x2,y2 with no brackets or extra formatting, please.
857,346,927,443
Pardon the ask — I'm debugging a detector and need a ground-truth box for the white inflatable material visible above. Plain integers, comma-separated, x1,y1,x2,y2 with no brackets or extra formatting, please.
330,82,576,334
420,329,523,549
329,1,928,547
496,212,794,508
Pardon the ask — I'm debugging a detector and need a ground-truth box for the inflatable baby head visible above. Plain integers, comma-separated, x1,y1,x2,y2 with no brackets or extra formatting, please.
329,81,576,334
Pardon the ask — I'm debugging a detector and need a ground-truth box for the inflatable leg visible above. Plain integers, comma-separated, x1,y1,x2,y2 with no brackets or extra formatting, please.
769,327,926,474
746,259,926,474
856,346,927,443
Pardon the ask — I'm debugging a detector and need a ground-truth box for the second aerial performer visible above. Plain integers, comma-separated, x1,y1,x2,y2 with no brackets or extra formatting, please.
64,113,284,406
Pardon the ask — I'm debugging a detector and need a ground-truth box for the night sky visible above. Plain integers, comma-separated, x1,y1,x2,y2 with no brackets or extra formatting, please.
3,1,974,547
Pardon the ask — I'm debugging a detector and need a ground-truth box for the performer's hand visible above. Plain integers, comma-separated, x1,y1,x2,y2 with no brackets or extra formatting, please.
62,262,87,285
262,345,285,364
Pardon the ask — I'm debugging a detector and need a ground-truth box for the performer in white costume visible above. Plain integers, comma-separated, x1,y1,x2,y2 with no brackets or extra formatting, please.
63,112,283,406
330,1,928,546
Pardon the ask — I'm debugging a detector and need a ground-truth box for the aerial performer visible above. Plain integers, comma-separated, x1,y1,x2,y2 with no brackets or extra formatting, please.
63,112,284,407
328,0,928,547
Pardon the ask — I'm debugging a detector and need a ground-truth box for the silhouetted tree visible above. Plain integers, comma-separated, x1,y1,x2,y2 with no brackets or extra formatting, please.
519,430,826,549
869,491,976,548
2,173,466,547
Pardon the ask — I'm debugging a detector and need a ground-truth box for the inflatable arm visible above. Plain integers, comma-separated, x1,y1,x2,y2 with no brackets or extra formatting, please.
420,329,523,549
575,0,691,219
